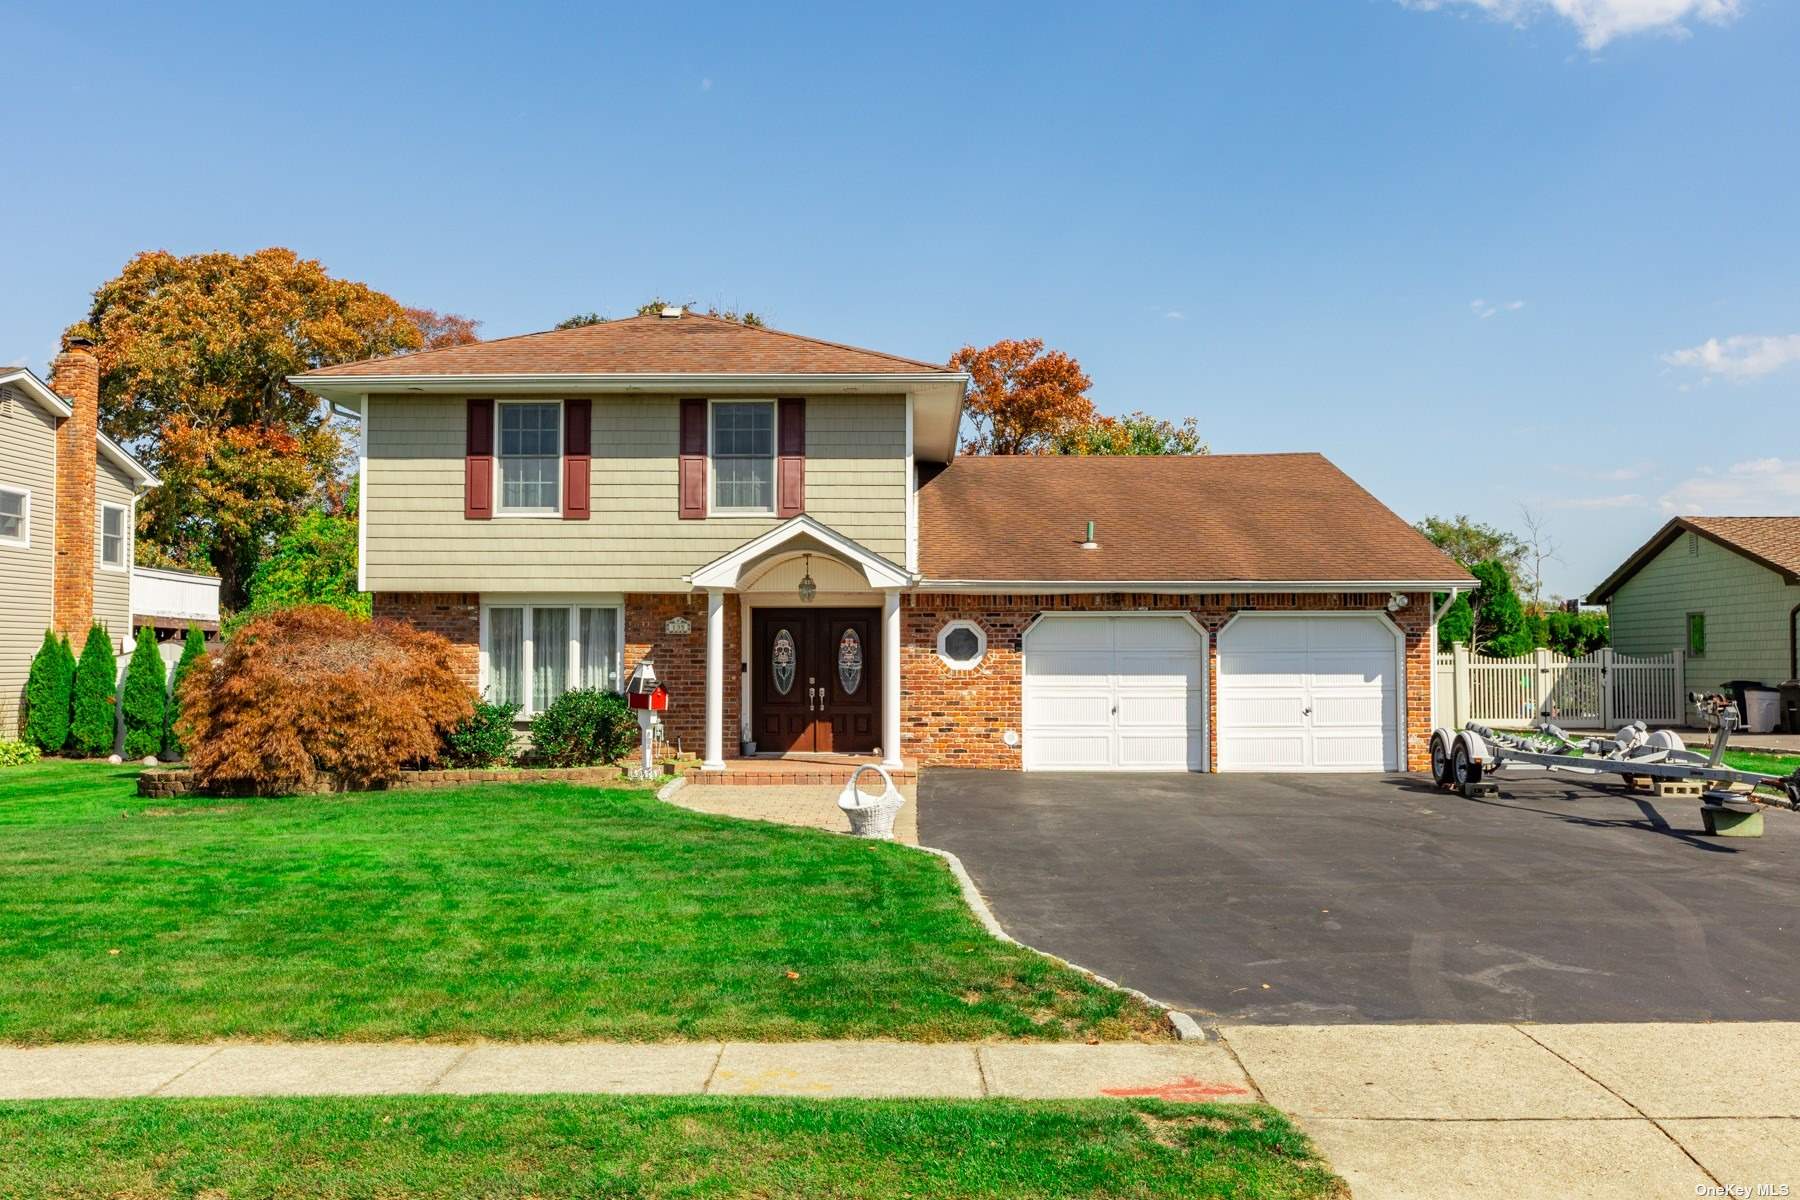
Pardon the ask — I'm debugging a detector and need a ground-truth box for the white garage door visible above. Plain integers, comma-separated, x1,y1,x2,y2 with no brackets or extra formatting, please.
1022,616,1204,771
1217,616,1399,772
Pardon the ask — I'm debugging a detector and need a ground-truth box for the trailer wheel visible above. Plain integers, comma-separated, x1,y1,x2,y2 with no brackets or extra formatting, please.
1452,741,1484,789
1430,734,1455,789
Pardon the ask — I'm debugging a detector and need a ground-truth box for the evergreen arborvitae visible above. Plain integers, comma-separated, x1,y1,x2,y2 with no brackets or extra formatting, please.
165,625,208,761
69,625,118,757
121,628,168,760
22,630,74,752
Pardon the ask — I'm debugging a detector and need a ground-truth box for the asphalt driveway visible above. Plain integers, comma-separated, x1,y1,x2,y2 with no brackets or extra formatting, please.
917,769,1800,1024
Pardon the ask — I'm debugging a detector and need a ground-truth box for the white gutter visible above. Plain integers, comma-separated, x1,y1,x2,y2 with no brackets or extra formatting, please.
287,371,968,394
915,578,1475,594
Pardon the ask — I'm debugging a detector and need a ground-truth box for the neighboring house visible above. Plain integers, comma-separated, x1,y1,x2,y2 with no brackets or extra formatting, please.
1590,516,1800,701
132,565,222,642
0,341,159,737
293,310,1467,774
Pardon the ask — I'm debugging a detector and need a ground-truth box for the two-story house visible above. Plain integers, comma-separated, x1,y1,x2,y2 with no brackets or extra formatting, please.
295,310,1466,774
1,342,158,738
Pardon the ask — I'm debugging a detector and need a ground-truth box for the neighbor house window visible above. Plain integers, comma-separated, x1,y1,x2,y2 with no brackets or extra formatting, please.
1687,612,1706,657
710,400,775,513
497,401,562,513
0,487,26,548
482,602,621,715
100,503,127,569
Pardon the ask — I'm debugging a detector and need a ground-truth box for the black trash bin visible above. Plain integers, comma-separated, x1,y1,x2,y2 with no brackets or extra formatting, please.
1780,681,1800,734
1720,679,1763,721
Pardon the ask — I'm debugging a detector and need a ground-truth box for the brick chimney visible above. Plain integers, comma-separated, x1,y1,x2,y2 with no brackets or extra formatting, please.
50,336,100,637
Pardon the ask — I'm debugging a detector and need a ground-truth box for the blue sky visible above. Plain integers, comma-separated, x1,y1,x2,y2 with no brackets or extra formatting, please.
3,0,1794,599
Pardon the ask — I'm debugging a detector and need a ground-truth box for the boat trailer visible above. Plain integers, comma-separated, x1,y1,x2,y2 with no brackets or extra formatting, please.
1430,693,1800,837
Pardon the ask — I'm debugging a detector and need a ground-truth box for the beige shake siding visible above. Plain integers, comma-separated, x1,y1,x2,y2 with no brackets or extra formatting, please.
1609,531,1800,695
0,388,58,736
93,456,136,652
364,394,908,592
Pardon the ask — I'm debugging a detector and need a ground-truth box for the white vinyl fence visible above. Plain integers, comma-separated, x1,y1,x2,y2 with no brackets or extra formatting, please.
1433,644,1685,730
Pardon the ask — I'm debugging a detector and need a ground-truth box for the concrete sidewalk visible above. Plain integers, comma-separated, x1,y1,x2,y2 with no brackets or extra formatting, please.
0,1040,1249,1103
1220,1022,1800,1200
6,1025,1797,1197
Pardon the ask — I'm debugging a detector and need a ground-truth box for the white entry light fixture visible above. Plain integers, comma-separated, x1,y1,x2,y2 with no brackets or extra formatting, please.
1387,592,1411,613
798,553,817,604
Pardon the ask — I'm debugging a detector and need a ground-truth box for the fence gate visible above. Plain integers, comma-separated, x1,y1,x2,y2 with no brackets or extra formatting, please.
1440,645,1685,729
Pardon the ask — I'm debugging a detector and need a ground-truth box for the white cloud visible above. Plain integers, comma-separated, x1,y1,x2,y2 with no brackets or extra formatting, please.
1663,333,1800,381
1164,310,1186,321
1659,457,1800,514
1401,0,1742,49
700,77,713,92
1551,493,1646,509
1471,298,1527,319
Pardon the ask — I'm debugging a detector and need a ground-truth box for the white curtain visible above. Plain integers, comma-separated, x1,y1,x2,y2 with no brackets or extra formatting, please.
533,607,570,708
488,608,524,708
580,607,620,691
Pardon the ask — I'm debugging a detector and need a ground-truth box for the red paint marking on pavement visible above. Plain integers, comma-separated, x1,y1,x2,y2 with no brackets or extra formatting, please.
1100,1076,1250,1101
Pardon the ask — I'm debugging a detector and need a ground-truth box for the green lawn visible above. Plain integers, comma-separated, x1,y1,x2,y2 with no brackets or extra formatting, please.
1717,749,1800,776
0,1095,1344,1200
0,760,1163,1043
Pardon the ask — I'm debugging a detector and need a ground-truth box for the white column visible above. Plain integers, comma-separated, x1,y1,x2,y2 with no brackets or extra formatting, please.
882,588,903,769
703,588,726,771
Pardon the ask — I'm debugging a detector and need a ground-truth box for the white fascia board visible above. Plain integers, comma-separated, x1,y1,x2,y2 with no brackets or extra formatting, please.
689,514,914,590
288,371,966,399
98,432,159,489
914,578,1473,594
0,367,73,418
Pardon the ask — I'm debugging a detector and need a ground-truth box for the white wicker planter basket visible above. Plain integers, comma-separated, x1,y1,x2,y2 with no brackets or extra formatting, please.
837,764,906,840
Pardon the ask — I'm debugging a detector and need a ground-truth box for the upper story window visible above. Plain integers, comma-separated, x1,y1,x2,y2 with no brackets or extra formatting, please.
498,401,561,514
100,503,127,570
710,400,775,514
0,487,27,548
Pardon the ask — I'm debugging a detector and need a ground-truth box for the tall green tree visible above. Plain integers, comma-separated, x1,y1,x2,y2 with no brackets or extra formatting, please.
1054,411,1207,456
22,631,74,753
235,507,369,626
69,248,426,606
121,630,168,760
165,626,208,761
1469,560,1530,657
1416,514,1527,578
69,626,118,757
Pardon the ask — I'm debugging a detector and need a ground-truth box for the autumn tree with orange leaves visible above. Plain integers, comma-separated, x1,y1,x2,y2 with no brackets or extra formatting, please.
948,338,1095,454
404,307,482,350
68,248,427,606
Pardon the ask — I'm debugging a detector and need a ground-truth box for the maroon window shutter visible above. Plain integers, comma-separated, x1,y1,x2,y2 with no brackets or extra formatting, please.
562,399,591,520
465,398,494,520
777,397,805,519
678,398,707,519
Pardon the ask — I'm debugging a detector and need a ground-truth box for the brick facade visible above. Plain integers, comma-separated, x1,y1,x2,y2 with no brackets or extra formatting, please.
624,592,742,760
901,592,1434,772
372,592,480,687
49,343,100,637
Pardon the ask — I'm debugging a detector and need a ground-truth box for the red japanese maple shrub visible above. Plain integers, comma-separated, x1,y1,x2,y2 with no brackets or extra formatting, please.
178,606,474,795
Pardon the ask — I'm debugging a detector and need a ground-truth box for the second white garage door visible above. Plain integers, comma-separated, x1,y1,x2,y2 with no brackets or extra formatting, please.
1022,616,1205,771
1216,615,1399,772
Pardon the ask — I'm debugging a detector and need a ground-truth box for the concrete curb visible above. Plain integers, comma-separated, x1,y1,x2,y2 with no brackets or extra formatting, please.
655,775,687,801
917,845,1205,1042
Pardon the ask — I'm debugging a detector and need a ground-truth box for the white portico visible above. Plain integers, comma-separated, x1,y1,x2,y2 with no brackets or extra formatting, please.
688,515,913,772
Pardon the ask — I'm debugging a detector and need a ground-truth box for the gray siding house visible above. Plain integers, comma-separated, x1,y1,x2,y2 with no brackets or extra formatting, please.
1590,516,1800,701
0,347,158,738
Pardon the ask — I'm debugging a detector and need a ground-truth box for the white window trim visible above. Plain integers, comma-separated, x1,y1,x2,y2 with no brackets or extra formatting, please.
478,595,626,716
936,619,988,670
0,485,28,549
99,501,128,571
494,399,565,518
707,397,779,518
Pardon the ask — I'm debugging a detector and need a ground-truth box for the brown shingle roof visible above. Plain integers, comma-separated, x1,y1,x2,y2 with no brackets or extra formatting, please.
300,313,956,379
916,453,1469,586
1588,516,1800,602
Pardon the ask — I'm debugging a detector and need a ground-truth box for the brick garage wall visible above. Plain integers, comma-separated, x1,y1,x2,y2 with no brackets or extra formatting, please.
372,593,480,688
625,592,741,759
902,592,1434,772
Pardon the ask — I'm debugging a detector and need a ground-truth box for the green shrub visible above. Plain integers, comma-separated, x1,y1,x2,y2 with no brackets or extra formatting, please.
69,626,118,758
121,629,168,760
441,700,520,768
164,626,208,761
527,689,634,767
22,631,74,753
0,739,40,768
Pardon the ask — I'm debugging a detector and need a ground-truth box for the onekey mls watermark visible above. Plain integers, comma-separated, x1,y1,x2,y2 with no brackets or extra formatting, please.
1696,1185,1792,1198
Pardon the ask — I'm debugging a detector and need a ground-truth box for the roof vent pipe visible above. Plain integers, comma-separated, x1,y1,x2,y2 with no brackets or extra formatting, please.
1080,521,1099,550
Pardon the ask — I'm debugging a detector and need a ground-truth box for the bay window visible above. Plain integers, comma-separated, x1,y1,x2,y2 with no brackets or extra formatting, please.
482,601,622,715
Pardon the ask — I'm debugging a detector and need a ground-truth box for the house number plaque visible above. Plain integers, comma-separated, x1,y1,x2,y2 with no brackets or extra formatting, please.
664,616,693,636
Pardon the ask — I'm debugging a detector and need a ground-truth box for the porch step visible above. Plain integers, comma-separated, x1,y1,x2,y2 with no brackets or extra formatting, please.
683,762,919,787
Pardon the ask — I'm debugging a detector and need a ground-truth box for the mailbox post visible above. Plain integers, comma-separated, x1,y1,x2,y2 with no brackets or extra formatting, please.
625,661,669,780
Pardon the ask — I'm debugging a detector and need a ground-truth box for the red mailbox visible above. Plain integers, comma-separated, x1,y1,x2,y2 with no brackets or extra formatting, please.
626,662,668,711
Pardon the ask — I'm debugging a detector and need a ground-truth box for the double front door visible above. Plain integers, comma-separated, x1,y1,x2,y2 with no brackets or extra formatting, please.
751,608,880,754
